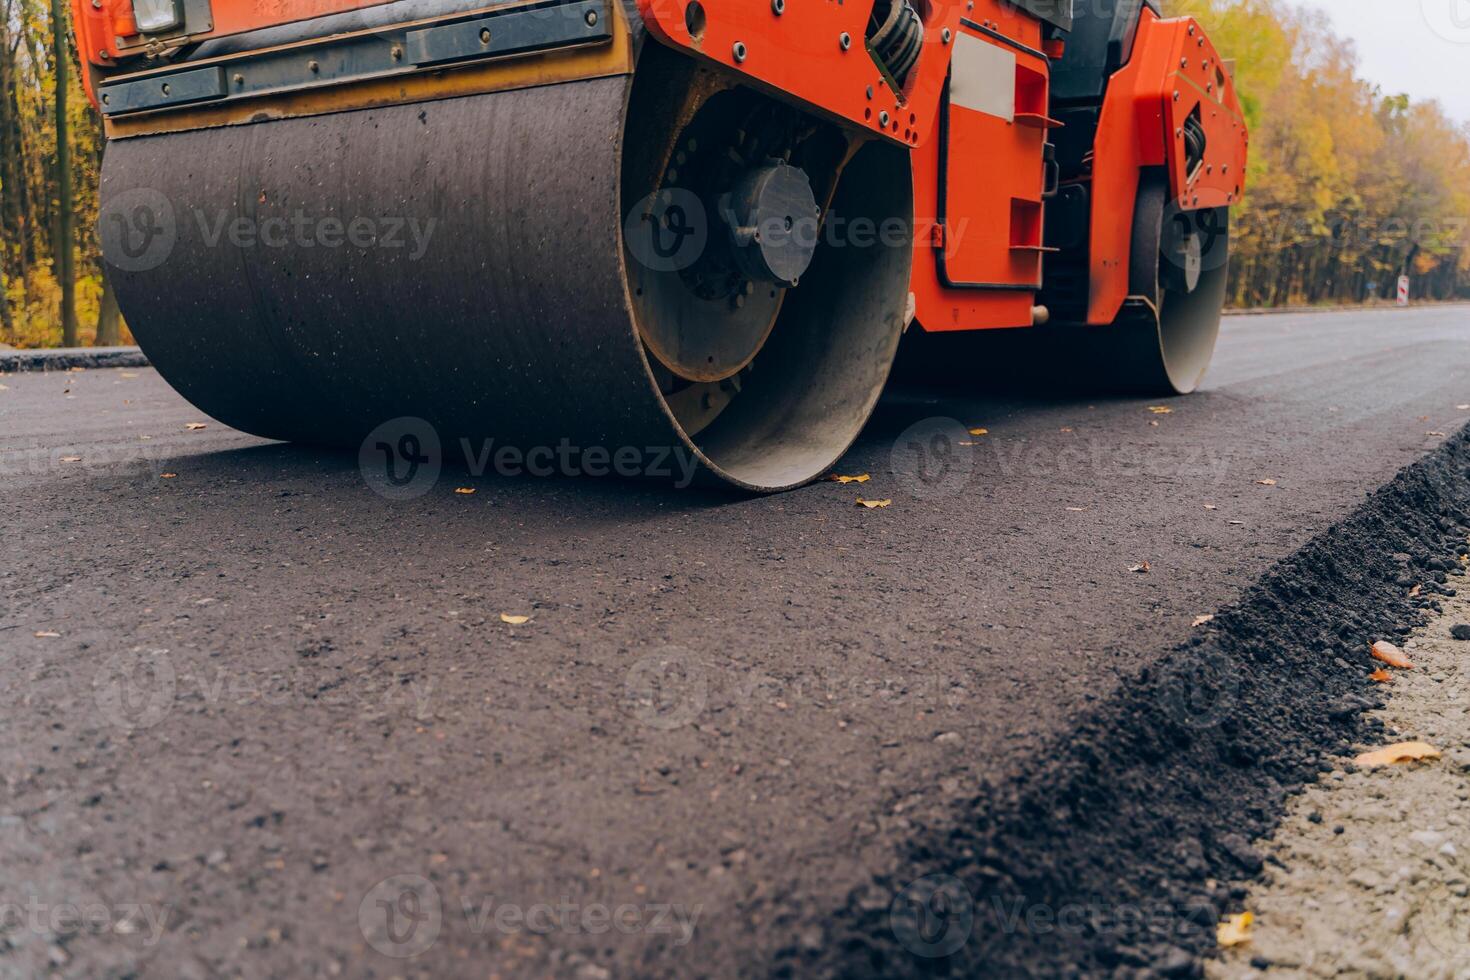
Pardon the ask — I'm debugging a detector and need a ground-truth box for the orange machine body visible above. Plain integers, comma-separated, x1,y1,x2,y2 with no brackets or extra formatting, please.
74,0,1246,335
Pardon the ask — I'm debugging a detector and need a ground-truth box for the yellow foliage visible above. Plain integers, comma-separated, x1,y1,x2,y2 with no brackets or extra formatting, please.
1167,0,1470,306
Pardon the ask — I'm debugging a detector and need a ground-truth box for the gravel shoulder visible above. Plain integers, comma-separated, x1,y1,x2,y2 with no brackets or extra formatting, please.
1210,564,1470,979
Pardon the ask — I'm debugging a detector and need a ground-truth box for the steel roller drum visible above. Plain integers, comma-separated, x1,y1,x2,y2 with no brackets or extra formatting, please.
99,44,914,491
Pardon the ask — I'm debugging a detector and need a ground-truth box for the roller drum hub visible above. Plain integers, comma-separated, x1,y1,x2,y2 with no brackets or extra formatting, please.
723,161,821,288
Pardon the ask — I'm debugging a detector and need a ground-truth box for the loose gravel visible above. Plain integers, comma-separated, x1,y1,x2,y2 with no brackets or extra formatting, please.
1211,563,1470,979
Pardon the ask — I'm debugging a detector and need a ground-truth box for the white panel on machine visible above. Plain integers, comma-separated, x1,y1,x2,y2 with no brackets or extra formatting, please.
948,31,1016,122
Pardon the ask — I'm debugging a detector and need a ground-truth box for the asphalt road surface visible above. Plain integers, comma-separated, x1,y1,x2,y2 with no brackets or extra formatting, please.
3,306,1469,978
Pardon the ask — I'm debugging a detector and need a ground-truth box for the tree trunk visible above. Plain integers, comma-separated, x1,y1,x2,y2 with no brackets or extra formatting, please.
95,271,121,345
0,274,13,340
51,0,77,346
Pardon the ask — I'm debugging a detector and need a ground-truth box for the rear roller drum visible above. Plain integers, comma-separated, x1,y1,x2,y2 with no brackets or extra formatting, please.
1098,170,1231,395
99,43,913,491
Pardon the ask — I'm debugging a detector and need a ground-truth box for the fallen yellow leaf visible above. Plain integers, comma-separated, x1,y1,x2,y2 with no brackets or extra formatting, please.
827,474,870,484
855,498,892,509
1217,911,1253,948
1255,478,1278,486
1368,668,1392,684
60,456,82,463
1147,406,1173,415
160,473,177,479
500,613,531,625
185,423,208,431
454,487,477,495
33,631,60,638
1192,615,1215,628
967,428,988,436
1370,640,1413,670
1354,741,1441,768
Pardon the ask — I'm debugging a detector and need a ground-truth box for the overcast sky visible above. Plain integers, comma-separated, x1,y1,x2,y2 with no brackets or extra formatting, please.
1289,0,1470,126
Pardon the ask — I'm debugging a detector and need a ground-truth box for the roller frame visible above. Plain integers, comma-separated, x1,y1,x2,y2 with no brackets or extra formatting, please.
635,0,964,146
1085,7,1248,327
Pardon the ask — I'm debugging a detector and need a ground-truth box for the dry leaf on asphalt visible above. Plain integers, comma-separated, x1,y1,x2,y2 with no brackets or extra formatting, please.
1066,507,1086,512
500,613,531,625
1129,562,1151,574
161,473,177,479
1255,478,1278,486
968,427,989,436
1217,911,1253,947
1369,668,1392,684
1409,584,1422,597
1192,615,1215,628
1204,504,1218,510
1370,640,1413,669
827,474,870,484
185,423,208,431
1427,431,1447,437
33,631,60,638
1147,406,1173,415
1354,741,1441,768
855,498,892,509
454,487,477,495
60,456,81,463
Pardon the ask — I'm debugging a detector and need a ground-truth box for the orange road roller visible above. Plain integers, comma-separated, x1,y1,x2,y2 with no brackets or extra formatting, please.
78,0,1248,490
